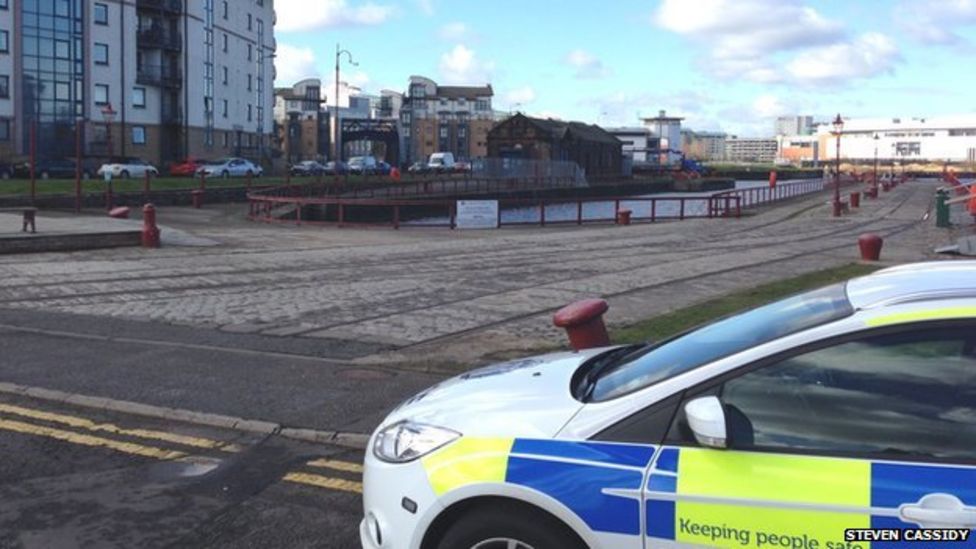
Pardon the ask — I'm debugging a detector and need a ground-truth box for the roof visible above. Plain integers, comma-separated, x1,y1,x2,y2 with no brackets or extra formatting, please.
846,261,976,310
436,85,493,99
513,114,621,145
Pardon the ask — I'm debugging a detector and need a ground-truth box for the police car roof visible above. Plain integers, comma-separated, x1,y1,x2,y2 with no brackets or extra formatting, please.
847,261,976,310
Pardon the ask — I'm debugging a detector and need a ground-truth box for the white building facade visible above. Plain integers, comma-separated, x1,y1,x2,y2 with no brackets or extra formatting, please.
607,127,660,164
817,115,976,163
642,110,682,164
0,0,275,167
725,137,778,163
775,115,814,137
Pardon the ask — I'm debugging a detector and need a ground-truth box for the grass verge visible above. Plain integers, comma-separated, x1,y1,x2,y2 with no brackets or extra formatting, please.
611,263,884,345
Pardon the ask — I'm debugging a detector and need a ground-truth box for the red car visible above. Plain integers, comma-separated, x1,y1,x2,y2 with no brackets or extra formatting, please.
169,158,209,177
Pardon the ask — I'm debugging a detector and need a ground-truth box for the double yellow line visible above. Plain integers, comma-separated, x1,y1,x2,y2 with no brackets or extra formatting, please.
0,402,363,494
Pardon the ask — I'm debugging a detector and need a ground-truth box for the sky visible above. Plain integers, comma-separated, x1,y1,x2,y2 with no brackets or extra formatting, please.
273,0,976,137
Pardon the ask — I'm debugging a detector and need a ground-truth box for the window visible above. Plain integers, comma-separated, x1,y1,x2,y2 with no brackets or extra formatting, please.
247,74,252,91
222,33,228,53
247,44,253,61
256,106,263,123
222,66,228,85
94,84,109,105
0,0,7,9
585,284,853,402
0,30,8,53
247,104,252,121
132,87,146,108
132,126,146,145
94,3,108,24
673,325,976,462
475,99,489,111
222,99,228,117
94,43,109,65
222,131,229,147
247,13,253,30
0,75,7,99
222,1,228,18
0,119,8,141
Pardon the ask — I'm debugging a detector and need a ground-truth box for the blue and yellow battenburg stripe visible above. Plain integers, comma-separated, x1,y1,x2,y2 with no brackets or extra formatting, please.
422,439,976,547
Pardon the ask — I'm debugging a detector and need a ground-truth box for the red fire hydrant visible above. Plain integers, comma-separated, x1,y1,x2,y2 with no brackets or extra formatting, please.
850,192,861,209
142,203,161,248
858,233,883,261
191,189,204,209
553,299,611,351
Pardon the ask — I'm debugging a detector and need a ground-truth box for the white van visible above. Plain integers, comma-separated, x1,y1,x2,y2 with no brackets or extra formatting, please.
427,152,456,173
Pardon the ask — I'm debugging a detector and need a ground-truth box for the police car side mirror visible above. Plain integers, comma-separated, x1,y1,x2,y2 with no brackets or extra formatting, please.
685,396,728,449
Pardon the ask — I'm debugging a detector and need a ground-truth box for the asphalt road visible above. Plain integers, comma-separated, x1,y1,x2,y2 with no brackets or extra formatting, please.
0,392,366,549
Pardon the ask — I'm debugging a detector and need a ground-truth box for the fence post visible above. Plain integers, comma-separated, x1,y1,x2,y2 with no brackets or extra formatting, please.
75,120,82,212
651,199,656,222
338,202,344,227
577,201,583,225
144,170,151,202
199,172,206,190
680,199,685,220
614,199,620,224
540,201,546,227
246,171,253,193
393,205,400,230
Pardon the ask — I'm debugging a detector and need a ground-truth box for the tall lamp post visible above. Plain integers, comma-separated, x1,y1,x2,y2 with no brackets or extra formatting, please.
832,114,844,217
333,44,358,162
873,132,880,191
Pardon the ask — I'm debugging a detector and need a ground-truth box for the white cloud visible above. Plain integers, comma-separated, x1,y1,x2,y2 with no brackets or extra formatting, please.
416,0,435,16
786,33,900,85
752,94,790,118
653,0,902,85
439,22,468,41
438,44,495,84
504,86,537,106
276,0,395,32
894,0,976,47
565,49,610,79
274,43,318,85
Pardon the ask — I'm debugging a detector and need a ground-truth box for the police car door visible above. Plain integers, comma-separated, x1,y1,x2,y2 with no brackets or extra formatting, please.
644,322,976,548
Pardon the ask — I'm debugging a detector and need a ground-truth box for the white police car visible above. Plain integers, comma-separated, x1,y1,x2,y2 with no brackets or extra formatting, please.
362,262,976,549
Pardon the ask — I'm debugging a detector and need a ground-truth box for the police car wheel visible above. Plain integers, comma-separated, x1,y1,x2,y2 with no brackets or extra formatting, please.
436,506,585,549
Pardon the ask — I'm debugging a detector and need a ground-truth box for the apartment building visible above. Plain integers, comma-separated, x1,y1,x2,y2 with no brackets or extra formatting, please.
400,75,494,164
816,115,976,163
725,137,778,163
0,0,275,167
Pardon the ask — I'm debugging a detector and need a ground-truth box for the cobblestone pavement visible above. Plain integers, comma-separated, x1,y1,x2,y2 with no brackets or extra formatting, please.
0,180,950,369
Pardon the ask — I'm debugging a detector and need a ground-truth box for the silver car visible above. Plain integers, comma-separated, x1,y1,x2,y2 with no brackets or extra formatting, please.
196,157,263,178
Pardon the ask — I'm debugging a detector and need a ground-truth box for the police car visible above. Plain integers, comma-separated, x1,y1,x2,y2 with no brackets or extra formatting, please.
362,262,976,549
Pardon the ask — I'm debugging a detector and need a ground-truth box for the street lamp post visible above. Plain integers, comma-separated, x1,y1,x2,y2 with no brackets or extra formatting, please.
333,44,358,163
873,132,880,191
832,114,844,217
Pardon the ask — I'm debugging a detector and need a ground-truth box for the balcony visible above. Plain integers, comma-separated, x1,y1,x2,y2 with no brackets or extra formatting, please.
137,27,182,51
161,104,183,125
137,64,183,89
137,0,182,14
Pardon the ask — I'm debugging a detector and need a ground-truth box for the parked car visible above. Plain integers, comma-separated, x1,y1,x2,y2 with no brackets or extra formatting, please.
290,160,326,177
14,159,97,179
169,158,211,177
97,158,159,179
195,157,263,178
374,161,392,176
362,261,976,549
348,156,378,175
322,161,349,176
407,161,429,174
427,151,456,173
454,160,472,173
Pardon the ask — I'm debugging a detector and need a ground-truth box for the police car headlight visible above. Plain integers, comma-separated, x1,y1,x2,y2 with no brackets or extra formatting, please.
373,421,460,463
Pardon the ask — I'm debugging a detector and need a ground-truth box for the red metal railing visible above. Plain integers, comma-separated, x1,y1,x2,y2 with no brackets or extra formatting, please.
246,193,743,229
711,178,825,211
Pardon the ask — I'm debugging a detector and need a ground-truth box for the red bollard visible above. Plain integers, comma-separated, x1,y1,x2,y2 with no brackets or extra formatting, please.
858,233,883,261
191,189,204,209
617,209,632,225
553,299,611,351
850,192,861,209
142,203,161,248
769,171,777,189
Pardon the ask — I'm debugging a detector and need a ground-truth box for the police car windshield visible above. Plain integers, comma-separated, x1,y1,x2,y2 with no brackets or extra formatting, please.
588,283,854,402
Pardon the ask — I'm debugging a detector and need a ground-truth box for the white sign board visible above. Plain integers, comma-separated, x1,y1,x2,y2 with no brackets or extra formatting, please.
456,200,499,230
